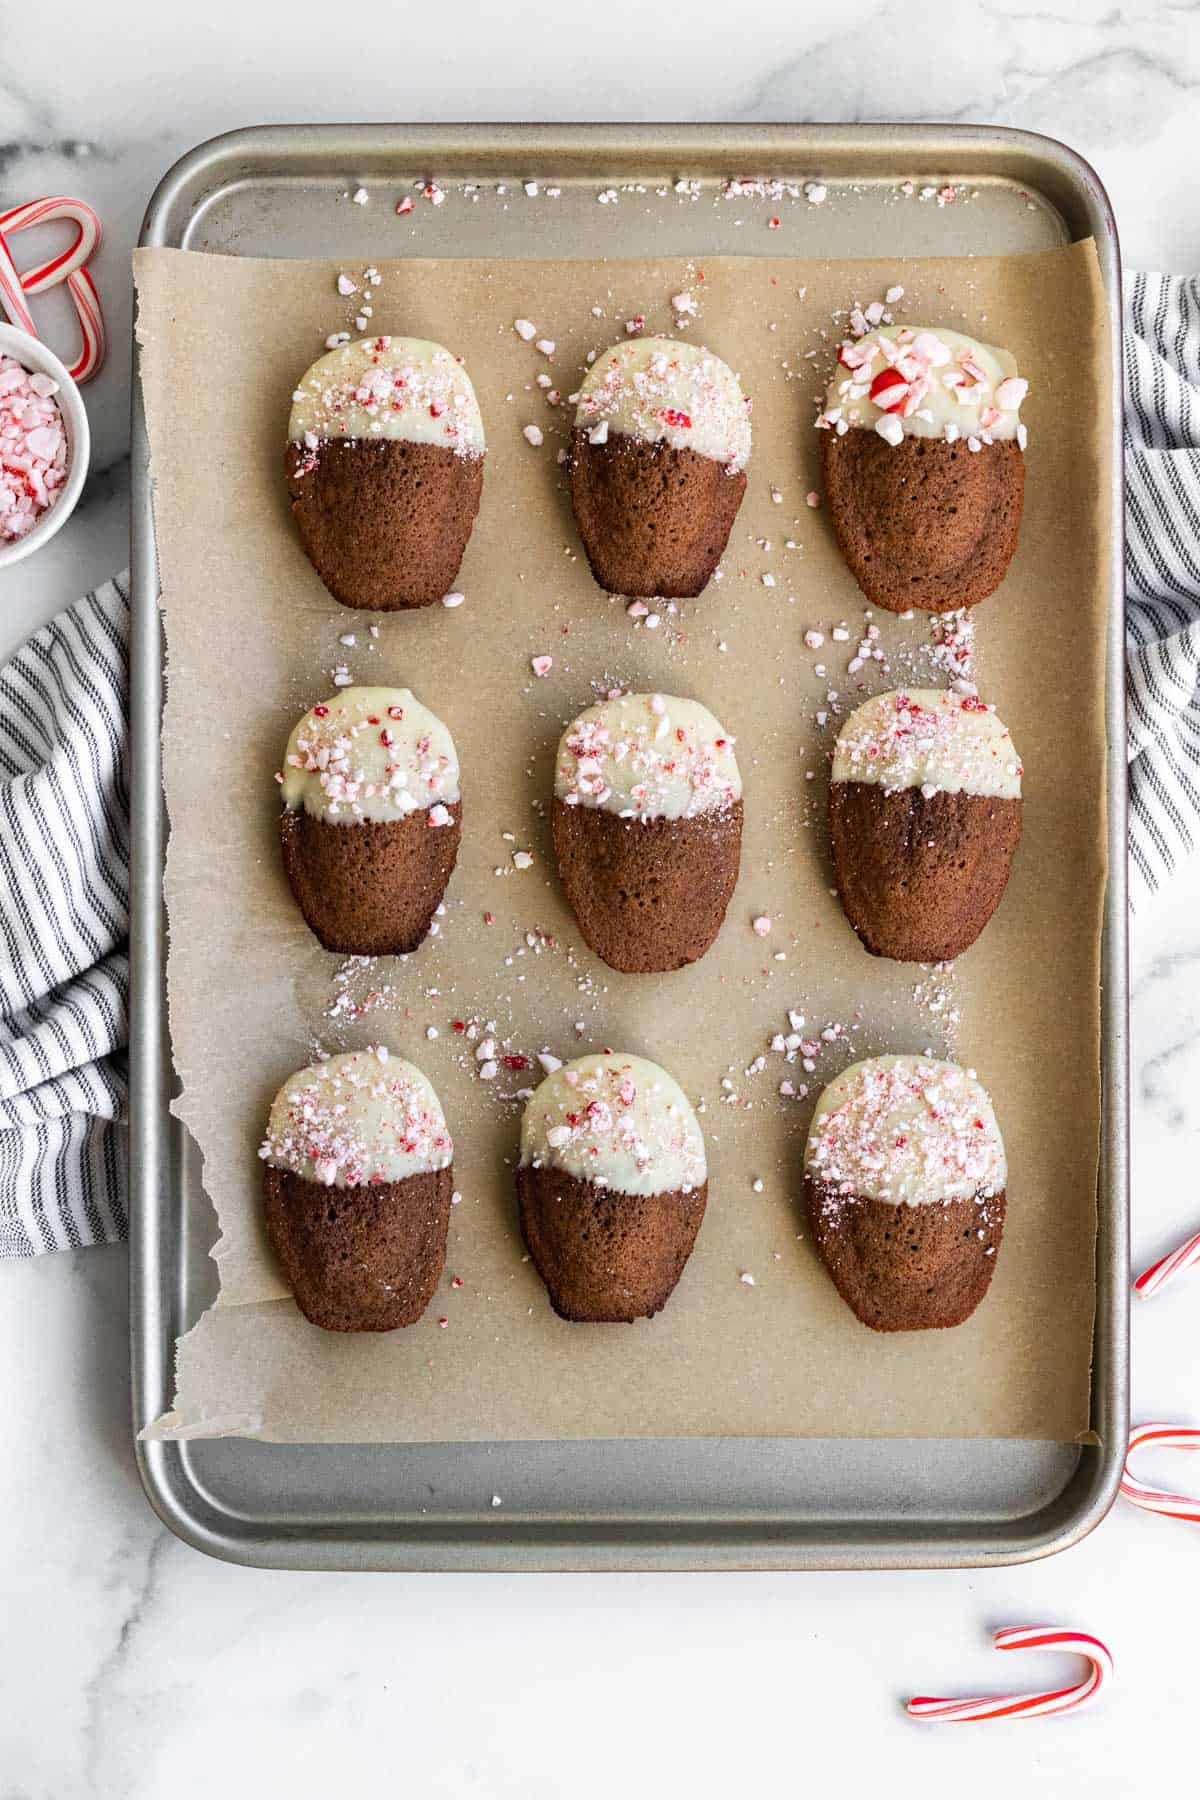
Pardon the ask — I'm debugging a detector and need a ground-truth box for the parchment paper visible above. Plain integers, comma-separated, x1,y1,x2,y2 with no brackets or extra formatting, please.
135,238,1109,1442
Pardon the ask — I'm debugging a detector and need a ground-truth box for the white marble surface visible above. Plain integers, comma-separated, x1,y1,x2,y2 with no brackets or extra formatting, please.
2,3,1199,1793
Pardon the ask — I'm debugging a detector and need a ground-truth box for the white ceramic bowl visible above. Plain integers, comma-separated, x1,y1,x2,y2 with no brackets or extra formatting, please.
0,322,91,569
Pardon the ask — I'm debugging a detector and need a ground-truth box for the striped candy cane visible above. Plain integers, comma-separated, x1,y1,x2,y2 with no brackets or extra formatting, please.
0,196,106,382
1122,1423,1200,1523
1136,1227,1200,1299
908,1626,1113,1723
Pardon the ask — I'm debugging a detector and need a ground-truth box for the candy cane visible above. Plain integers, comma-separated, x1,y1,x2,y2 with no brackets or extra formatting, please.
0,225,38,336
1136,1226,1200,1299
1122,1423,1200,1523
0,197,106,382
907,1626,1112,1723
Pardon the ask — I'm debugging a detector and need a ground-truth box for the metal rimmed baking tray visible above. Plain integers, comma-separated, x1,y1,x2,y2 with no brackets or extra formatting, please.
130,123,1128,1571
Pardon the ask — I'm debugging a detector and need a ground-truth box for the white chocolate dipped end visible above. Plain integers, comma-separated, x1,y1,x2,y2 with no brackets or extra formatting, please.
820,326,1028,448
574,337,751,473
260,1048,453,1188
289,336,485,458
280,686,460,824
832,689,1022,800
806,1055,1005,1207
555,692,740,821
520,1052,706,1197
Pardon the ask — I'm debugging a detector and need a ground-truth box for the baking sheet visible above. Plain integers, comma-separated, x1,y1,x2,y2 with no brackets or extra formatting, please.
135,236,1108,1444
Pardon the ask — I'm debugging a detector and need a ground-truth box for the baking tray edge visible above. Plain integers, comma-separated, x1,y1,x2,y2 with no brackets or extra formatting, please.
129,122,1129,1571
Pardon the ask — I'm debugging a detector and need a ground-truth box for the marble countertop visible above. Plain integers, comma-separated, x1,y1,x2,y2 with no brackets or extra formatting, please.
2,4,1198,1794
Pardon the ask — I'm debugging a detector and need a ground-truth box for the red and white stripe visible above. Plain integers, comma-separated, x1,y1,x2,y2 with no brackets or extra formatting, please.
1122,1423,1200,1523
0,196,106,382
907,1626,1113,1723
1136,1226,1200,1299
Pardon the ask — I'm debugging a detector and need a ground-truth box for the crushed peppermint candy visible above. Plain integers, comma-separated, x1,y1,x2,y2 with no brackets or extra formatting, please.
289,337,484,460
281,689,459,822
522,1053,706,1196
929,608,975,683
819,323,1029,448
723,177,802,201
832,688,1022,799
556,691,740,822
574,337,751,474
806,1056,1005,1207
259,1048,452,1188
0,356,68,541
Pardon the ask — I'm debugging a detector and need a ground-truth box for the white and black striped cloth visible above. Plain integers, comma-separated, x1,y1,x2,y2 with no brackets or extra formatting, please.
0,573,128,1256
1126,272,1200,897
0,277,1198,1254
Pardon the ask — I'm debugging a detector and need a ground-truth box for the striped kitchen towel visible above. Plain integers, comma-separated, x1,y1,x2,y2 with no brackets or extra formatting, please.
1125,271,1200,898
1,277,1198,1254
0,572,128,1255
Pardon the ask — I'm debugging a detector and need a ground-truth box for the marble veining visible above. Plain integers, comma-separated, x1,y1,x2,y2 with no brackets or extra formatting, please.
1,4,1199,1795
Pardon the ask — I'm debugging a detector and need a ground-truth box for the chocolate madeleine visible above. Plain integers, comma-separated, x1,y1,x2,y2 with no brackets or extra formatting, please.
570,337,750,597
518,1052,708,1322
260,1048,454,1331
830,689,1023,963
552,691,742,973
817,325,1028,611
804,1055,1006,1332
279,685,461,955
286,335,484,609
